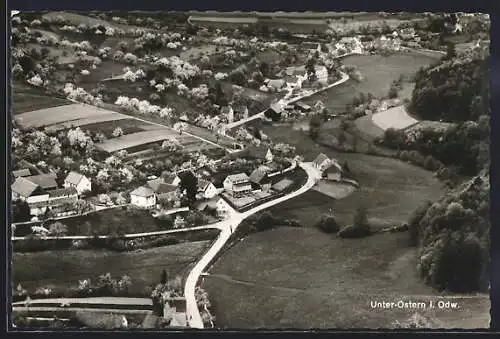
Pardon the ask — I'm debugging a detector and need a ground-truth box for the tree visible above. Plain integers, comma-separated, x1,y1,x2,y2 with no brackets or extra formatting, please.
48,222,68,237
309,115,322,140
161,269,168,285
353,206,369,231
12,199,31,222
315,214,339,233
445,42,457,60
179,171,198,204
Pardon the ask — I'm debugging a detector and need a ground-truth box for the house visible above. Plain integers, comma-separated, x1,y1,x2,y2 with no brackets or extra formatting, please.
216,197,231,216
314,65,328,84
63,171,91,195
27,187,78,216
24,174,58,191
249,167,271,192
162,173,181,187
130,186,156,209
245,145,274,163
197,197,219,212
265,79,286,92
313,153,332,171
11,177,42,200
163,296,188,328
221,105,234,124
223,173,252,197
264,103,283,121
147,178,179,202
295,101,311,112
197,179,218,199
13,169,31,178
322,163,342,181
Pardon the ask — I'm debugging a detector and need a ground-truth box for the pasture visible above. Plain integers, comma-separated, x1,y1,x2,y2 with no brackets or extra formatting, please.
302,52,440,113
13,240,210,297
204,227,490,329
14,103,125,130
371,105,419,131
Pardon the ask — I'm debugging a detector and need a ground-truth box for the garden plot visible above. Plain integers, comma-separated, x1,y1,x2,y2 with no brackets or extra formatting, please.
371,105,419,131
95,130,179,153
14,103,126,129
12,83,72,115
75,118,159,137
179,44,221,61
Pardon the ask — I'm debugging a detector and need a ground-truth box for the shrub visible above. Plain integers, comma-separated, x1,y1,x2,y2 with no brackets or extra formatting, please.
338,207,371,238
423,155,441,171
315,214,340,233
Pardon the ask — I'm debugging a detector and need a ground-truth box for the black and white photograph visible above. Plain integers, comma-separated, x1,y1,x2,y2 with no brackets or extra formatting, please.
9,10,491,330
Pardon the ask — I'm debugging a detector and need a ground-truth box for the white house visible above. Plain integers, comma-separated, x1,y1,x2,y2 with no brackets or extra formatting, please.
130,186,156,209
216,197,231,217
64,171,92,195
313,153,332,171
223,173,252,197
197,179,218,199
314,65,328,84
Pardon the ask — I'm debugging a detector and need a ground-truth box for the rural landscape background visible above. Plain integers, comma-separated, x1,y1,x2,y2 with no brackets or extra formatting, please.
10,10,490,330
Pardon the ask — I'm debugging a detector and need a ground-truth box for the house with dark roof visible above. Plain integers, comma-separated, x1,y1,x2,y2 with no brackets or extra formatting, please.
11,177,42,200
197,179,218,199
13,169,31,178
24,174,58,191
27,187,78,217
223,173,252,197
147,178,179,203
312,153,332,171
162,173,181,187
130,186,156,209
249,167,271,192
264,103,283,121
322,163,342,181
63,171,91,195
244,145,274,163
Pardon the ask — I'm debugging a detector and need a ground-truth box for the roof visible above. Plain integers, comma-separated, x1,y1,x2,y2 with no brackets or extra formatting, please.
249,167,270,184
197,179,213,191
163,173,180,185
25,174,58,190
170,313,187,327
226,173,249,184
12,177,40,198
48,187,78,198
268,103,283,114
155,183,178,195
267,79,286,89
220,106,233,115
313,153,330,167
147,178,165,192
64,171,87,186
13,169,31,178
130,186,155,198
197,197,218,211
324,163,342,174
295,101,311,110
246,146,271,160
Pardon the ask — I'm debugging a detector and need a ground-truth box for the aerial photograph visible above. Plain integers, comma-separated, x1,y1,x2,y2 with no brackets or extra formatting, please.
9,11,490,330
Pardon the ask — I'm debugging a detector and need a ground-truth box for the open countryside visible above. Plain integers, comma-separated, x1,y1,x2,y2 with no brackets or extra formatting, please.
10,10,490,330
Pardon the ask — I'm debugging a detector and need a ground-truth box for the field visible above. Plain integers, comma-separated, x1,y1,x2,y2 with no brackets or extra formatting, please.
41,11,143,30
95,129,207,153
75,118,154,137
260,126,444,228
14,103,125,130
404,120,458,134
371,105,419,131
302,52,440,113
12,240,210,297
203,228,490,329
11,83,72,115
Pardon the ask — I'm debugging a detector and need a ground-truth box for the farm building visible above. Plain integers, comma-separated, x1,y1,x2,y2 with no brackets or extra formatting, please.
223,173,252,197
265,79,286,92
197,179,218,199
221,105,234,124
249,167,271,192
147,178,180,202
27,187,78,216
322,163,342,181
295,101,312,112
312,153,332,171
63,171,91,195
163,296,188,328
244,145,274,163
11,177,43,200
265,103,283,121
197,197,219,212
162,173,182,187
24,174,58,191
130,186,156,209
12,169,31,178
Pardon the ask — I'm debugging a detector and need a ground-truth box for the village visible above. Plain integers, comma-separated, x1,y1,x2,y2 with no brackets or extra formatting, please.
10,11,491,330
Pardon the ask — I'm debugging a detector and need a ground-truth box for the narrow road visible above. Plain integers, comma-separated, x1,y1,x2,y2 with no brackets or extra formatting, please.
184,162,318,328
12,297,152,306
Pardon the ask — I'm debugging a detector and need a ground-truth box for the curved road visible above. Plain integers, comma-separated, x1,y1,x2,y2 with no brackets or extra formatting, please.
184,162,318,328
